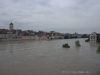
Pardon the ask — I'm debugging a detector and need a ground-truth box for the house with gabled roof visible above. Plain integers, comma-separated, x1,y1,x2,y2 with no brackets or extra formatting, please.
22,30,35,40
0,29,9,39
90,32,100,42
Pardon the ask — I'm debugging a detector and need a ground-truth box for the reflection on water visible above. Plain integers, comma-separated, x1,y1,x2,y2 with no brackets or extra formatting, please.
89,42,98,47
0,39,100,75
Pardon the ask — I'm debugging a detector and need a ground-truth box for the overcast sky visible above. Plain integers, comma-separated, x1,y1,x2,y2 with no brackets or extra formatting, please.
0,0,100,33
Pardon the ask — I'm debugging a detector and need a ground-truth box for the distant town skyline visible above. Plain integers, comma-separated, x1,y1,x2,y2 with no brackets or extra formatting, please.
0,0,100,34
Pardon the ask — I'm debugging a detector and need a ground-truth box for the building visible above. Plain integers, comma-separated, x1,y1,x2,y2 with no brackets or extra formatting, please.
0,29,9,39
40,32,47,40
8,22,23,39
90,32,100,42
22,30,35,40
9,22,13,31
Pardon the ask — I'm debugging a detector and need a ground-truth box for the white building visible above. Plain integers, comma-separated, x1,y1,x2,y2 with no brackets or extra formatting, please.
90,32,100,42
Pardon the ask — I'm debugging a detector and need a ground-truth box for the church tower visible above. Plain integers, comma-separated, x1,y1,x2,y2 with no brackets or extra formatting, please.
9,22,13,31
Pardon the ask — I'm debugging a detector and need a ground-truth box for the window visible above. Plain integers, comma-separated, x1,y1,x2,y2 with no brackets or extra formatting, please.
93,36,95,39
91,36,92,39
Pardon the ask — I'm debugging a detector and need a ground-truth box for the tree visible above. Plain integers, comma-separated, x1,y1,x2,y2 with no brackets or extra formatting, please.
64,35,68,39
82,34,89,38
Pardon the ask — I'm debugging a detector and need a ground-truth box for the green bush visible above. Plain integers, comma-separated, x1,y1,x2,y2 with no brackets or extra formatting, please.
62,43,70,48
75,40,81,46
85,38,90,42
97,44,100,53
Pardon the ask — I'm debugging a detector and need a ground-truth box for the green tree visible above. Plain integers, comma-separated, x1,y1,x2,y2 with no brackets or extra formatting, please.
64,35,68,39
82,34,89,38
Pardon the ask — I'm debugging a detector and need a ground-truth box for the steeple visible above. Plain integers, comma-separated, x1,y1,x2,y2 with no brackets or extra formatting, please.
9,22,13,31
10,22,13,25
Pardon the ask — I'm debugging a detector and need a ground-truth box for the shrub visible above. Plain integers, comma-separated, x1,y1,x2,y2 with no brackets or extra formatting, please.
85,38,90,42
62,43,70,48
97,44,100,53
75,40,81,46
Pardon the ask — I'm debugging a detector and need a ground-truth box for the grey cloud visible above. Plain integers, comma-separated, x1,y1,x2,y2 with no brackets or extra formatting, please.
0,0,100,33
37,0,51,6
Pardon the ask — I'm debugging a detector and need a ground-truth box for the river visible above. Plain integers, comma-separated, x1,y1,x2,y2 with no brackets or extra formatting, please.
0,38,100,75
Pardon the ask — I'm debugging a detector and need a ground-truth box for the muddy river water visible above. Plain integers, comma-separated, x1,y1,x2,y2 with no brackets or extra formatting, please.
0,38,100,75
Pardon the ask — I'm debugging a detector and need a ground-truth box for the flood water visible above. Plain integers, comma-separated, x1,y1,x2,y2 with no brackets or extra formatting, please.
0,38,100,75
